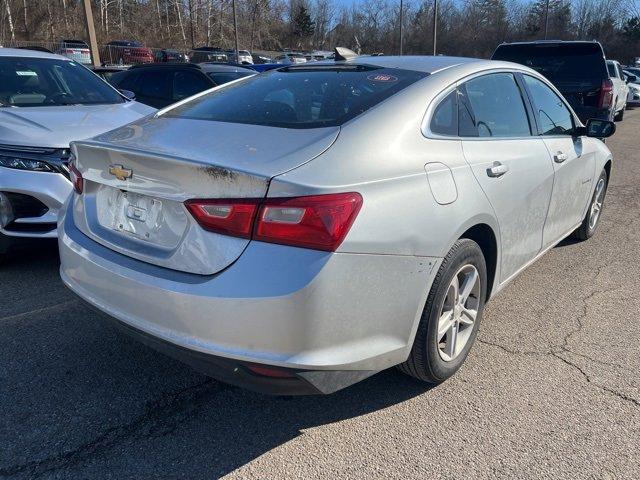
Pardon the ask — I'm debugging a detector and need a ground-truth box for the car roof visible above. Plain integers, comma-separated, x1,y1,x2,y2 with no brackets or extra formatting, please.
314,55,485,74
498,40,602,46
0,47,69,60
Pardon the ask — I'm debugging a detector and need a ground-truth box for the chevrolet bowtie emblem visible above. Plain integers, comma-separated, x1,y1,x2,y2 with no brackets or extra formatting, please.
108,164,132,181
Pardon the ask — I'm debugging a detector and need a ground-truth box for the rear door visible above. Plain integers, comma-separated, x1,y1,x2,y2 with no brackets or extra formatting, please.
459,72,555,283
521,74,595,247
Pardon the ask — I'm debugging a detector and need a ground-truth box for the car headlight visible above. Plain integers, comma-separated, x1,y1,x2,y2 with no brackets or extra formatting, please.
0,154,58,172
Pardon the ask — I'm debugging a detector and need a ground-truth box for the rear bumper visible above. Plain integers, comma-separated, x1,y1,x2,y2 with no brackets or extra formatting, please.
0,167,71,239
59,200,439,393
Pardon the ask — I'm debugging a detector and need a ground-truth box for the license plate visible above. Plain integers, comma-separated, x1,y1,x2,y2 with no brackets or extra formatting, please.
111,190,163,241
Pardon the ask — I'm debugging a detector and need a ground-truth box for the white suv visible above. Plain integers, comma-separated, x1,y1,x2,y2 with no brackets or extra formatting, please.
607,60,629,121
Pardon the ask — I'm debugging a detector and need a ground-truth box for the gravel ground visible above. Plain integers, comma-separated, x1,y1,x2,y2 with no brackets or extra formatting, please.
1,110,639,480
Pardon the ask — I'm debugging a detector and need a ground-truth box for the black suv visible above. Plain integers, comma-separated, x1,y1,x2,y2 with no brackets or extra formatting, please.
492,41,613,123
108,63,254,108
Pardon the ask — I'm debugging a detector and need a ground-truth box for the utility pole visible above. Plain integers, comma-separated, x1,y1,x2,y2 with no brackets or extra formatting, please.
399,0,404,55
188,0,195,48
232,0,239,61
544,0,550,39
81,0,100,67
433,0,438,55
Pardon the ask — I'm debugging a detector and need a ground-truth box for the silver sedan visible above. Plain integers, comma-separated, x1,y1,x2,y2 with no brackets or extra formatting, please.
59,55,615,394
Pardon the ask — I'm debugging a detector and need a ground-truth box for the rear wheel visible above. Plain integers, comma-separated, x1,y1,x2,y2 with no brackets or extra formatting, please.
573,169,608,241
397,239,487,384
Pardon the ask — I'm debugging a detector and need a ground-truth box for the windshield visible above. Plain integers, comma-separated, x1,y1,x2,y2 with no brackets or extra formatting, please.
166,65,427,128
0,57,124,107
207,71,254,85
492,43,607,82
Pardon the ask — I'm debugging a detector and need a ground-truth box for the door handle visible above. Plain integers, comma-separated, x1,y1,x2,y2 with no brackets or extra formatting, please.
554,152,568,163
487,162,509,178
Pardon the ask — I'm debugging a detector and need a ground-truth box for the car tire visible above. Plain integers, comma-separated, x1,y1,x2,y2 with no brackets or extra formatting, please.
573,168,608,241
397,238,487,384
0,231,10,263
614,108,624,121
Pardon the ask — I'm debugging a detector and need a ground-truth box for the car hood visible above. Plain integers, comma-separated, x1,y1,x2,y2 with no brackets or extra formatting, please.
0,102,156,149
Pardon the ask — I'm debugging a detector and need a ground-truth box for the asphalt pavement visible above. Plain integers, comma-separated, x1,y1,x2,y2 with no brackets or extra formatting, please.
1,111,639,479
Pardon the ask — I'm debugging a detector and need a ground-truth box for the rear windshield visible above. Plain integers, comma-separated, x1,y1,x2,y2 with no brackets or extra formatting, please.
165,65,427,128
492,43,607,81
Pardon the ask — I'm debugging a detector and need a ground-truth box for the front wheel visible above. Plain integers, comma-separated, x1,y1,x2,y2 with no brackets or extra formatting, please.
614,108,625,121
573,168,608,241
397,239,487,384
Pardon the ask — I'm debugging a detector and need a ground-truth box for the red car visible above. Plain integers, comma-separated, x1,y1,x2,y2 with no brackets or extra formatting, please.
103,40,153,65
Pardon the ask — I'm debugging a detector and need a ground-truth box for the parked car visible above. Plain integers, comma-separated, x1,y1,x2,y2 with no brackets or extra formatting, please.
108,62,254,108
492,41,616,123
274,52,307,64
188,47,227,63
249,63,281,73
624,66,640,79
605,60,628,120
103,40,154,65
225,49,253,64
623,71,640,106
55,39,91,64
89,65,129,83
252,53,273,64
0,48,155,257
60,55,614,395
155,49,188,63
626,82,640,106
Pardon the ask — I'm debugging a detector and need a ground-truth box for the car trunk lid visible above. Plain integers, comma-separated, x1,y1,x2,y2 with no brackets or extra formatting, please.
71,118,339,275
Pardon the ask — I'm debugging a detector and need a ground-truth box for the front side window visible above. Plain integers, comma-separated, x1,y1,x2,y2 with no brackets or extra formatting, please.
0,57,123,107
165,65,428,128
523,75,574,136
457,73,531,138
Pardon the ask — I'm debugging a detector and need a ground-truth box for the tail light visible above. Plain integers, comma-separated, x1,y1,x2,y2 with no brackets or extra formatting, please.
185,199,259,239
598,78,614,109
68,162,83,194
185,192,362,252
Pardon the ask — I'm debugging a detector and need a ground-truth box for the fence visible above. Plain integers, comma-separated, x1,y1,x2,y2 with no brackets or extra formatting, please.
2,40,280,66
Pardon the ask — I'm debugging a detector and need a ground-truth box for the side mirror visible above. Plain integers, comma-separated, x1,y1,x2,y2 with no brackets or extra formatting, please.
626,74,637,83
118,89,136,101
581,118,616,138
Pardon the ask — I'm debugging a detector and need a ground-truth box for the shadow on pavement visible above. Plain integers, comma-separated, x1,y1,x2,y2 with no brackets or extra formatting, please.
1,244,433,479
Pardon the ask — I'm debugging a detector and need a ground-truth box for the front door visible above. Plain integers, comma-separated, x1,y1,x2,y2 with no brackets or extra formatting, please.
522,74,596,247
458,72,555,283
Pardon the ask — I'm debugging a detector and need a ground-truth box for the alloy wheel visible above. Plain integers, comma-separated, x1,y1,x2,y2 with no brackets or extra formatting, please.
437,264,481,362
589,177,606,230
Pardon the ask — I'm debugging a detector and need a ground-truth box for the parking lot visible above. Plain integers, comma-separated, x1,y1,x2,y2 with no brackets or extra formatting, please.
1,109,639,479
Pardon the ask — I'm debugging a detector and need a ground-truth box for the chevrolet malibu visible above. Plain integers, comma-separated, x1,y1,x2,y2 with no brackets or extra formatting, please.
59,56,615,394
0,48,155,258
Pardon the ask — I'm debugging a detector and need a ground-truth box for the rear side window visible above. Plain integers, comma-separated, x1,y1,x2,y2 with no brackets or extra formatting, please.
457,73,531,138
607,63,617,78
137,71,170,99
165,66,428,128
523,75,574,136
430,90,457,136
492,43,607,82
173,70,211,101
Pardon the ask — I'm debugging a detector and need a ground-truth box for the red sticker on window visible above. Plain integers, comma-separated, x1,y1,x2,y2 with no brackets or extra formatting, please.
367,73,398,82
